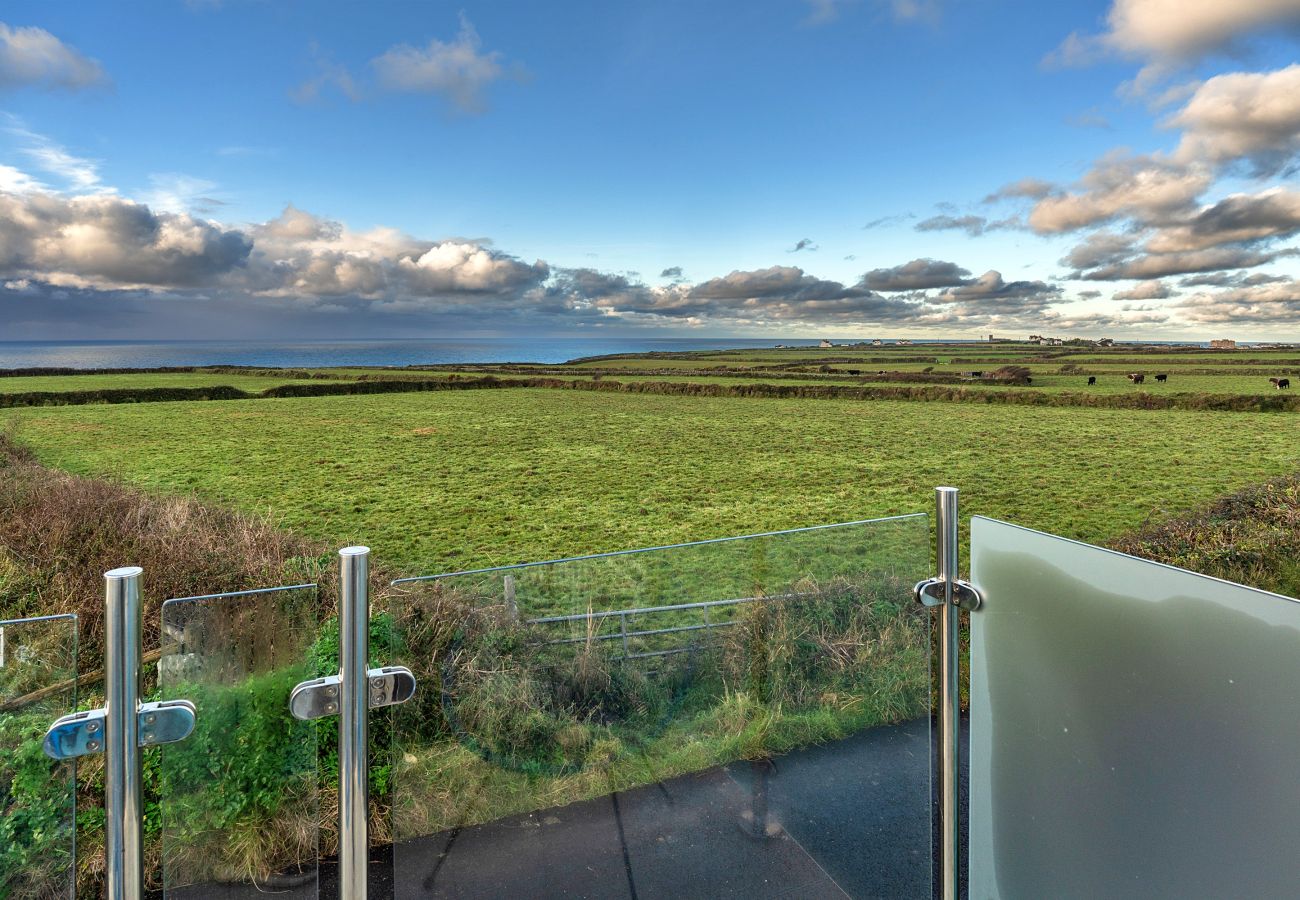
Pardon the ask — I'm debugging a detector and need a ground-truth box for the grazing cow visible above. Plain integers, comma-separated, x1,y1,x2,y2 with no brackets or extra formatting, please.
1271,377,1291,389
1087,376,1096,386
970,371,983,378
1155,374,1167,383
1127,373,1145,384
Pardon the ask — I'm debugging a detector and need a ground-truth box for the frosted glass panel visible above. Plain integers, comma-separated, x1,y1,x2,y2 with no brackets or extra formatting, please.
969,516,1300,900
388,515,932,899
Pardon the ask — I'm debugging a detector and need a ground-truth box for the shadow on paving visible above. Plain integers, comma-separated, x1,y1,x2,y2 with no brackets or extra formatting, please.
156,717,970,899
391,718,935,899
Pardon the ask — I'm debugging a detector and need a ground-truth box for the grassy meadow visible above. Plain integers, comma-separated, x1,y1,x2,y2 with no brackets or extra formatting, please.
6,385,1300,589
6,341,1300,894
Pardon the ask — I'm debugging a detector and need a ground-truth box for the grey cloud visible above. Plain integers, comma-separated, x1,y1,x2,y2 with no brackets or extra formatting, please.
862,213,914,229
1078,247,1277,281
860,258,972,291
789,238,818,252
1112,279,1174,301
1174,279,1300,324
0,23,106,90
1028,151,1210,234
1146,188,1300,253
690,266,869,302
1179,270,1290,288
659,266,683,280
932,270,1062,312
915,214,992,237
0,192,251,288
1061,230,1138,270
983,178,1055,204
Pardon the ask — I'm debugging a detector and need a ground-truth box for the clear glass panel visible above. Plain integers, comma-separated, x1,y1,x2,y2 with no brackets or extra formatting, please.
158,586,320,897
969,517,1300,899
0,614,77,900
387,515,931,899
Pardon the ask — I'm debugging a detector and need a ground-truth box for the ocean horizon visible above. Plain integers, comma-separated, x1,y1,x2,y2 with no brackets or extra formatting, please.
0,336,1024,370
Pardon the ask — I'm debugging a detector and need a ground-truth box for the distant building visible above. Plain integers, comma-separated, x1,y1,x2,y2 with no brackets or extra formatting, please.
871,339,883,346
988,334,994,342
1097,338,1114,347
896,339,913,346
819,339,834,348
1210,339,1238,349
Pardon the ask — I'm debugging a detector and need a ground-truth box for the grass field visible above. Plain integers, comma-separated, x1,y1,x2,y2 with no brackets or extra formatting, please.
0,372,348,394
8,388,1300,596
6,341,1300,894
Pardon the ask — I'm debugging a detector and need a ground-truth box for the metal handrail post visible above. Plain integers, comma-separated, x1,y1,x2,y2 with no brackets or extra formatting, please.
339,547,370,900
936,487,960,900
104,566,144,900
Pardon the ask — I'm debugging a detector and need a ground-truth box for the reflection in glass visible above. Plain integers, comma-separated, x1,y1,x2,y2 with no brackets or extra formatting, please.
970,517,1300,899
0,614,77,900
158,586,320,897
388,516,931,899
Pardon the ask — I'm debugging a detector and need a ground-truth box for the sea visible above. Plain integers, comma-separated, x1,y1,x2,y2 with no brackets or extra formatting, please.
0,337,1213,370
0,337,931,370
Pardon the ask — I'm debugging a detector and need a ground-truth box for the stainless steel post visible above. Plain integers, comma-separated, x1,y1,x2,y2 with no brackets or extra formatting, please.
104,566,143,900
339,547,370,900
936,487,960,900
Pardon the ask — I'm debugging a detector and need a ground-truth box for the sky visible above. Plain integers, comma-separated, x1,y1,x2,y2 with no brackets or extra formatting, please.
1,0,1299,341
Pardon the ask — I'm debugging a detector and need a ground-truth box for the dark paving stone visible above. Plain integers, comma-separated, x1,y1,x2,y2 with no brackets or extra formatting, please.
154,717,971,899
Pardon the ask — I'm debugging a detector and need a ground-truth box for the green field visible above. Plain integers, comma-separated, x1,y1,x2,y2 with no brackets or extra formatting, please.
0,371,347,394
8,387,1300,595
6,342,1300,894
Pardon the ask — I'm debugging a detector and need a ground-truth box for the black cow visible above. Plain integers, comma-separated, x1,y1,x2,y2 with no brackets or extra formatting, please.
1087,376,1096,386
1155,373,1167,383
1270,377,1291,389
847,369,861,375
1128,373,1145,385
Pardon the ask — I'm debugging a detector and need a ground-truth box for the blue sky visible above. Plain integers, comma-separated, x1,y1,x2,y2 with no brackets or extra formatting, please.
2,1,1299,340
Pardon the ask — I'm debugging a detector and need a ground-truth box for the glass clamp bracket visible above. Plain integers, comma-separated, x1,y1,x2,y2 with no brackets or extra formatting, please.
43,699,197,760
915,578,982,611
289,666,417,721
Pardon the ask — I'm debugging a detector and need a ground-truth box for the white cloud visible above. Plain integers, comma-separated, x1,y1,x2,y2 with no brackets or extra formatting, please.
371,14,513,113
1047,0,1300,68
0,162,42,193
1101,0,1300,61
1168,65,1300,174
0,23,106,90
142,173,221,215
4,116,105,192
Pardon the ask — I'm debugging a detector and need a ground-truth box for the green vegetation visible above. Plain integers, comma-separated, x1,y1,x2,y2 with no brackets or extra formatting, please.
0,372,347,395
5,340,1300,895
7,388,1300,581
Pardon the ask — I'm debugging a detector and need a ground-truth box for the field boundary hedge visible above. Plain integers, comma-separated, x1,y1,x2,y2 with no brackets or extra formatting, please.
8,373,1300,412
